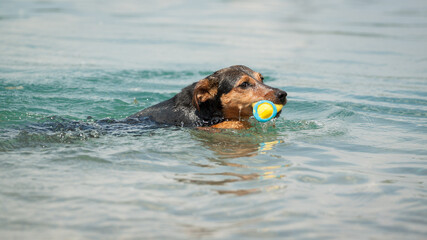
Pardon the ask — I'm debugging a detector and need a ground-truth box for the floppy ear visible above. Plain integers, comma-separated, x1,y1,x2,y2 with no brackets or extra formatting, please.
192,78,218,111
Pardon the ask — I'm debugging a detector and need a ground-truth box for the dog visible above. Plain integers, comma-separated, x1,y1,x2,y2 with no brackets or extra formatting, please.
128,65,287,129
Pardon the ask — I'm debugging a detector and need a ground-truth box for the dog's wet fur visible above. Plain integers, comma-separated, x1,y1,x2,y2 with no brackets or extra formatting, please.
129,65,287,129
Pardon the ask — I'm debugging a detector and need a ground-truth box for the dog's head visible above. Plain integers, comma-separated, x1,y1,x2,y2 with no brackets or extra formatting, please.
192,65,287,121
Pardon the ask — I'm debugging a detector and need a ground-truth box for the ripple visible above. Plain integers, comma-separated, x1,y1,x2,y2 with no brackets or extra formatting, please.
0,116,166,151
381,167,427,176
352,95,427,106
279,120,322,131
336,102,427,118
52,154,112,164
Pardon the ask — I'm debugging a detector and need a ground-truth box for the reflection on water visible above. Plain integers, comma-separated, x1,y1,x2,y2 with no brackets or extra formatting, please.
176,128,289,196
259,140,283,154
190,122,285,158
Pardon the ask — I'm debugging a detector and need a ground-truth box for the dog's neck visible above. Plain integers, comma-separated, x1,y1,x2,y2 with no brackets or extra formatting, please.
175,82,225,127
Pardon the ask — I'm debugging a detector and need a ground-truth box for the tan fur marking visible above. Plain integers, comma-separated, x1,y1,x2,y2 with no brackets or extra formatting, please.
255,72,264,82
220,75,276,120
211,121,252,129
236,76,257,86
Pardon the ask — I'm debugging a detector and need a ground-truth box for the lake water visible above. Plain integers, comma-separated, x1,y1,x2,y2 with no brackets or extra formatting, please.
1,0,426,239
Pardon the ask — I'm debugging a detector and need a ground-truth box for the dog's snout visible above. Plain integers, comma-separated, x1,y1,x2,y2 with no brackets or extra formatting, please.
276,90,287,103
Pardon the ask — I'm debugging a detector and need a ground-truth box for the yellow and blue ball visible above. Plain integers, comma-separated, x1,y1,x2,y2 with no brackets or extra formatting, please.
252,100,283,122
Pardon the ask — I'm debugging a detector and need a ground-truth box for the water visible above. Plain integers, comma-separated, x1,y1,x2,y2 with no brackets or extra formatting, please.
1,0,426,239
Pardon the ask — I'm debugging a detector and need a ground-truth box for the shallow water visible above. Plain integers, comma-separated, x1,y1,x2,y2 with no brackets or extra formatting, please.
1,0,427,239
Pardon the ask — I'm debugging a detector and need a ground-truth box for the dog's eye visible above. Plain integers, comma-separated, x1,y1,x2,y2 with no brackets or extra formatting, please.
239,82,252,89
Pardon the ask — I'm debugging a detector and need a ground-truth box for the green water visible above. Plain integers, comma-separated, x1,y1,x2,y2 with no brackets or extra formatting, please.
1,0,427,239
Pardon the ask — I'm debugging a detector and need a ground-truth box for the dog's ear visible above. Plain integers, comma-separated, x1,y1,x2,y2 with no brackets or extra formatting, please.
192,78,218,111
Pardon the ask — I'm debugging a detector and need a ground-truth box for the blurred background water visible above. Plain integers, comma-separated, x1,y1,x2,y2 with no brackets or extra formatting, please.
1,0,426,239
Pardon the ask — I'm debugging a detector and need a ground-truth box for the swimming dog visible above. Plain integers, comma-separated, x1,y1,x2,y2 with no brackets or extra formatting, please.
128,65,287,129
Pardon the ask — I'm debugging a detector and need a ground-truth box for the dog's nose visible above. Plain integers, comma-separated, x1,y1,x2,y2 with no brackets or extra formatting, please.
276,90,287,103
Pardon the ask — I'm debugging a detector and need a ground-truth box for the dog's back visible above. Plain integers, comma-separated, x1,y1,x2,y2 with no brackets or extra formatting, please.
128,83,204,127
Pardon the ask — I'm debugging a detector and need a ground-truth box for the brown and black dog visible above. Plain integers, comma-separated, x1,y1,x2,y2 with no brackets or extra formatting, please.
128,65,287,129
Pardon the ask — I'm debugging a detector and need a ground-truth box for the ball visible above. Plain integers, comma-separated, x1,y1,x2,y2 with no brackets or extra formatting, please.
252,100,283,122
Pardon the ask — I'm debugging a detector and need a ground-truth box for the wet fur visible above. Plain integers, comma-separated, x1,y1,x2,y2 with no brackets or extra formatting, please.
128,65,287,129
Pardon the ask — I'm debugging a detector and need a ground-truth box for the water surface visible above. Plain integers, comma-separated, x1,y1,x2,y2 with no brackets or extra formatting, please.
1,0,427,239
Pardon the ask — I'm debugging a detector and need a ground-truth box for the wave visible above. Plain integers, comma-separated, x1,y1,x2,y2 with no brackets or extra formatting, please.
0,116,163,151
